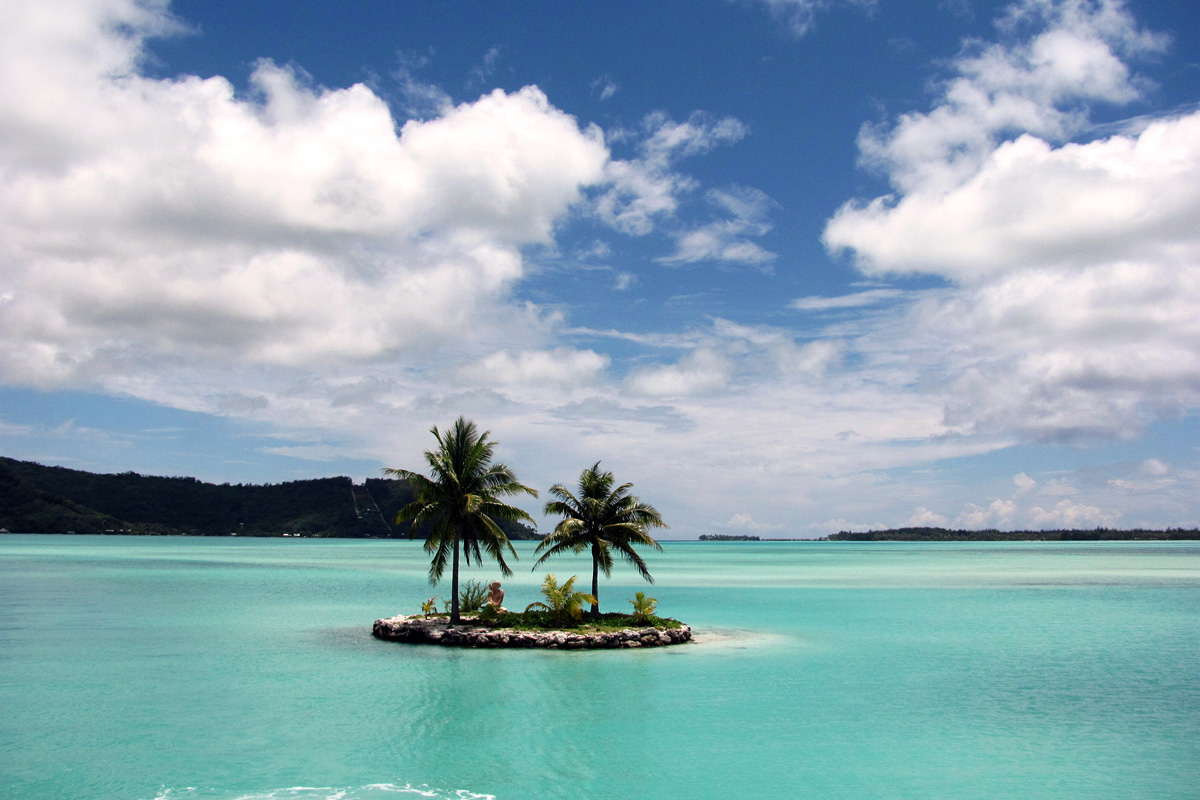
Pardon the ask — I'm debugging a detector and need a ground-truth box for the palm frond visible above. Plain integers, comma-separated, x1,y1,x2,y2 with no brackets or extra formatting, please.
382,416,537,623
538,462,666,614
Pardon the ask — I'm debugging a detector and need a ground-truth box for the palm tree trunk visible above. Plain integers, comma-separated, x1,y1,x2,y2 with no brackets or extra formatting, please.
450,532,461,624
590,545,600,619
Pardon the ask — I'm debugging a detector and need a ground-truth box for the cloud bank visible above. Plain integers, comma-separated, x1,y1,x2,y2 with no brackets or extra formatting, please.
0,0,1195,536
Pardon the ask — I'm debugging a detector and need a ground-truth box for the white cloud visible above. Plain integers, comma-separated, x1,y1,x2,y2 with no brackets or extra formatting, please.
821,0,1200,445
1014,472,1037,493
1140,458,1170,476
843,0,1165,198
956,498,1017,528
592,76,618,101
0,0,610,389
719,512,782,532
1030,498,1116,527
457,348,610,388
657,186,778,268
908,507,949,527
391,50,452,119
826,115,1200,281
748,0,877,37
594,111,748,236
791,288,907,311
626,349,733,397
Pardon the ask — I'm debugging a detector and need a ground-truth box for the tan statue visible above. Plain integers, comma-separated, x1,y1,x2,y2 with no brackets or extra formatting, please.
487,581,506,612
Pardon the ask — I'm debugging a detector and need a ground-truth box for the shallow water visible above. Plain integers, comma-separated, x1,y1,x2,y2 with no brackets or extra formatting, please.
1,536,1197,799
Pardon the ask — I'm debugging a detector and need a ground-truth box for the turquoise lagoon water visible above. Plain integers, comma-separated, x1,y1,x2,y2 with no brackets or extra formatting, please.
1,536,1197,800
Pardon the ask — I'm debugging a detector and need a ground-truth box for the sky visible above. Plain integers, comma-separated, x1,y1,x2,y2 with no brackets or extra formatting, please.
1,0,1198,538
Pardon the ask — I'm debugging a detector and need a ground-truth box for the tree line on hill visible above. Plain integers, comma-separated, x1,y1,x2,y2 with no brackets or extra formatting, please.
822,527,1200,541
0,456,540,539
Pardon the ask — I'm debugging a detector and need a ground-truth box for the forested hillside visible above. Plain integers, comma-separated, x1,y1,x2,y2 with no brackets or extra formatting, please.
0,457,541,539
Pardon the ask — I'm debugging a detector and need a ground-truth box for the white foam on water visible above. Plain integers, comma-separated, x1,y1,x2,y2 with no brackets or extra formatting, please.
148,784,494,800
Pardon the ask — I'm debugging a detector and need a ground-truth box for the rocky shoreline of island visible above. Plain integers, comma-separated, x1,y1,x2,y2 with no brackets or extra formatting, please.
372,614,693,649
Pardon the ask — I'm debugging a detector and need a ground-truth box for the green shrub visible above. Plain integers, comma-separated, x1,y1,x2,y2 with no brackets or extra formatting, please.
459,579,488,612
523,573,597,626
628,591,657,623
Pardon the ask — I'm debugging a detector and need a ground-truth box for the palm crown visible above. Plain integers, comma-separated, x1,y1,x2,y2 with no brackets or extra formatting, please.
535,462,665,618
385,417,537,624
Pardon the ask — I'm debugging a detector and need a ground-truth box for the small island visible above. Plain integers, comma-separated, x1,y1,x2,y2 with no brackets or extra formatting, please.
373,613,691,649
373,419,690,650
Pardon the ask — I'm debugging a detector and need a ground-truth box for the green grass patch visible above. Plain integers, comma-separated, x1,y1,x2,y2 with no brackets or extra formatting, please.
466,609,683,632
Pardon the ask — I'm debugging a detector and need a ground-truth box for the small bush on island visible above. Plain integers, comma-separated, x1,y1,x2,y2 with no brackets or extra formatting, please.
458,579,488,612
629,592,657,623
523,573,597,625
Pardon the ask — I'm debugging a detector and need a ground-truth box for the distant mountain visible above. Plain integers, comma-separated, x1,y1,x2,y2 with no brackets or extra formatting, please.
0,457,542,539
822,526,1199,541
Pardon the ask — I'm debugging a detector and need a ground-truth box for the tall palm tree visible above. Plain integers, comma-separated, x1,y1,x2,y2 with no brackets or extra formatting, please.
535,462,666,618
384,417,537,624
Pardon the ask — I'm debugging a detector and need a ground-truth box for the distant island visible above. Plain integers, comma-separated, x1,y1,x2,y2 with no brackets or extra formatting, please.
0,456,541,539
821,526,1200,541
698,534,761,541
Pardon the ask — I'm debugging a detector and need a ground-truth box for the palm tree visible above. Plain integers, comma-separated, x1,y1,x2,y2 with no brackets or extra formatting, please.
535,462,666,618
384,417,537,624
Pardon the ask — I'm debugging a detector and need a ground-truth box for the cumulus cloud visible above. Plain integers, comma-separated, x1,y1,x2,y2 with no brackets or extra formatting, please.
908,507,949,526
822,0,1200,445
826,115,1200,280
842,0,1166,199
956,498,1018,528
1030,498,1115,527
626,349,733,397
457,348,610,388
0,0,609,390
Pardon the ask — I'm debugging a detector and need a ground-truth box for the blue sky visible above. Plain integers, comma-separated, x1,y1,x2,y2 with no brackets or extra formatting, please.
2,0,1198,537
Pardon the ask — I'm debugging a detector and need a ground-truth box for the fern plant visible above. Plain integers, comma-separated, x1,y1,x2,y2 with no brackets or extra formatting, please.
628,591,657,623
524,573,597,626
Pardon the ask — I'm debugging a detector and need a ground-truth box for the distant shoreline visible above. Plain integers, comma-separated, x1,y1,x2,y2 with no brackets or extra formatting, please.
698,528,1200,542
4,528,1199,542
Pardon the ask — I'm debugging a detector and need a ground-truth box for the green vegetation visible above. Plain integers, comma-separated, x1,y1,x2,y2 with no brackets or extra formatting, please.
698,534,761,541
458,579,488,613
823,527,1200,541
535,462,665,618
0,456,540,539
628,591,657,624
385,417,538,624
473,608,683,633
523,573,597,625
